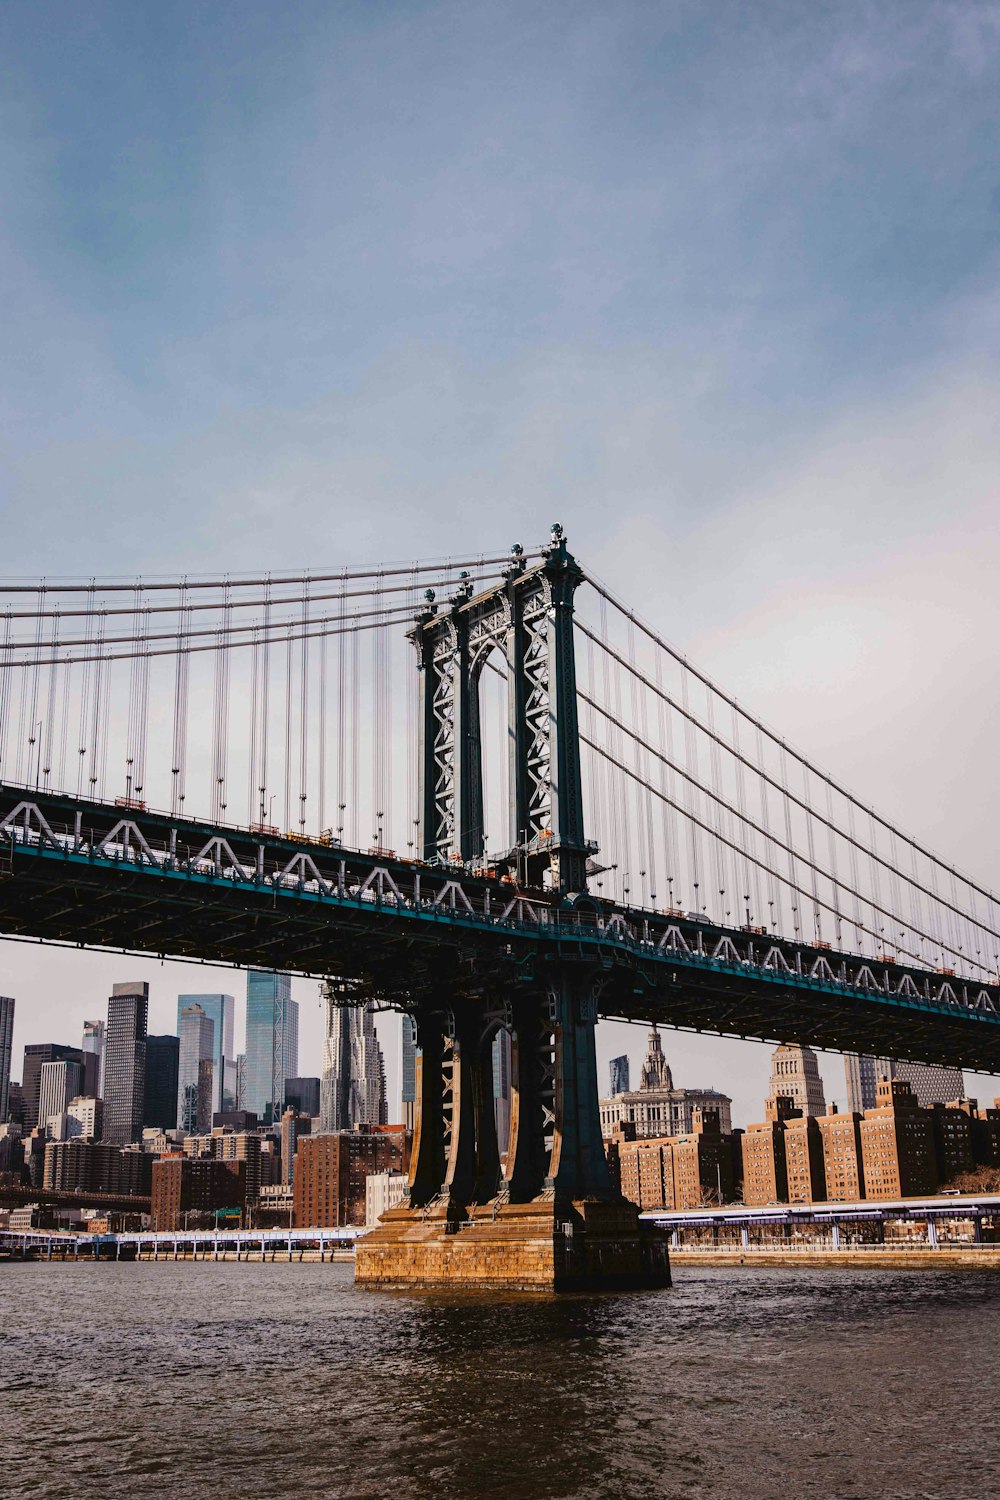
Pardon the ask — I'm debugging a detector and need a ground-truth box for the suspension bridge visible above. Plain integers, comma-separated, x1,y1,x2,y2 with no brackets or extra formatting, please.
1,524,997,1287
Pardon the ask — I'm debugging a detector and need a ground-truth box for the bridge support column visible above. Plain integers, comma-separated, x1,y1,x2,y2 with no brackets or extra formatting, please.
357,970,670,1291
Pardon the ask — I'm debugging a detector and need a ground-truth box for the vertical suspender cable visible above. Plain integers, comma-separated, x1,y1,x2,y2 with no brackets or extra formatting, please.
351,625,359,848
318,626,327,837
284,627,293,831
248,622,260,825
298,583,310,833
76,586,95,798
171,585,190,816
40,608,59,789
25,585,45,789
336,572,347,842
0,609,11,781
259,581,271,826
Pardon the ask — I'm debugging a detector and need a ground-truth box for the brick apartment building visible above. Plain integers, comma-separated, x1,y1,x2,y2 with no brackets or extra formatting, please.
858,1078,938,1199
151,1155,247,1230
783,1114,826,1203
609,1108,738,1211
293,1125,409,1227
43,1139,153,1196
930,1102,974,1182
817,1109,866,1201
741,1096,798,1206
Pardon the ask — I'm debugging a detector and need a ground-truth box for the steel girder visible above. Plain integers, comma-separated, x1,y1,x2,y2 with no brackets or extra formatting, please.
3,784,1000,1070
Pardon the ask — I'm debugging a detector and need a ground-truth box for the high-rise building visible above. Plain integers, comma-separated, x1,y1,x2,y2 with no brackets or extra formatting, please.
844,1053,966,1113
767,1044,826,1118
889,1060,966,1109
176,994,236,1113
817,1108,866,1201
21,1044,84,1130
177,1004,215,1133
401,1015,417,1133
244,972,298,1125
859,1077,938,1199
284,1077,320,1117
930,1102,974,1182
320,987,386,1132
0,996,14,1123
612,1108,736,1212
782,1115,827,1204
104,982,149,1145
38,1059,85,1133
600,1028,732,1139
235,1054,247,1110
151,1156,246,1231
493,1029,512,1156
293,1126,409,1227
609,1054,630,1097
6,1081,25,1127
184,1126,265,1203
281,1107,307,1187
43,1139,152,1196
60,1096,104,1140
144,1035,180,1130
82,1019,106,1097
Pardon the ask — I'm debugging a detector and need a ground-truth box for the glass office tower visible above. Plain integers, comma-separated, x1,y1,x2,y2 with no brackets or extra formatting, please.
244,972,298,1125
176,993,236,1115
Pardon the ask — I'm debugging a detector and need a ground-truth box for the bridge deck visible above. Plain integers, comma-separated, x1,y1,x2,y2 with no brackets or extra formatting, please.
3,785,1000,1071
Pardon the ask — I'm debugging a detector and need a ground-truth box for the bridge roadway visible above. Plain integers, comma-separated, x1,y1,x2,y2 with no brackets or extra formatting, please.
2,784,1000,1071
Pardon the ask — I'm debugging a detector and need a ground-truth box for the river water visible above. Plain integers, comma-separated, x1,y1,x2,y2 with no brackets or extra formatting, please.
2,1260,998,1500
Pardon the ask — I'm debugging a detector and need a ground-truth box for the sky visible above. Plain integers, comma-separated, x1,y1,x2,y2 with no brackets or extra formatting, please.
3,0,1000,1126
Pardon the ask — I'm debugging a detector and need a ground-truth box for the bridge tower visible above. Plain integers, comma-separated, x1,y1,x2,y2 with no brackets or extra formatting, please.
356,527,669,1290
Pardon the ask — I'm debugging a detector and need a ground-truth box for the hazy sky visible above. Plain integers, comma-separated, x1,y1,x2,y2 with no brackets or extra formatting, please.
3,1,1000,1125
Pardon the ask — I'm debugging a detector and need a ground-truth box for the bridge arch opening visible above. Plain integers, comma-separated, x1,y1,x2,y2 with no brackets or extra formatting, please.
469,642,510,866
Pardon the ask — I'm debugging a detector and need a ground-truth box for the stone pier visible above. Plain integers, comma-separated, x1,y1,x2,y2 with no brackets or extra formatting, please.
355,975,670,1292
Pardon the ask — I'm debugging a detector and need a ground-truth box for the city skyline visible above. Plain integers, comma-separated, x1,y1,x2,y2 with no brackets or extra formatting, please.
0,962,989,1135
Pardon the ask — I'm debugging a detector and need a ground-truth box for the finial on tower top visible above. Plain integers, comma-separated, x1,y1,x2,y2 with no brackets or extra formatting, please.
551,522,564,542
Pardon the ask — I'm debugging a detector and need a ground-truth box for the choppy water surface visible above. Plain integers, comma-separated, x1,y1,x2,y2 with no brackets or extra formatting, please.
2,1261,998,1500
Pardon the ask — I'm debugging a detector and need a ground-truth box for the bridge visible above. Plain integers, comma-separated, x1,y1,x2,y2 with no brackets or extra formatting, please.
2,525,998,1287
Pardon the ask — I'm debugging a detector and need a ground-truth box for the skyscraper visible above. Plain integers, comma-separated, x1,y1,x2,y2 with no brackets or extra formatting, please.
244,972,298,1125
104,982,149,1144
767,1044,826,1118
844,1053,965,1112
176,994,236,1113
609,1054,630,1097
21,1043,84,1130
320,985,387,1132
177,1004,215,1132
493,1030,512,1156
38,1059,84,1133
892,1060,965,1107
144,1034,180,1130
401,1015,417,1133
0,996,13,1123
284,1077,320,1117
82,1019,106,1097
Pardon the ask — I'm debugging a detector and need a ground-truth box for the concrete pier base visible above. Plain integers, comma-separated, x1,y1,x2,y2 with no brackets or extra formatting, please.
355,1198,671,1292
